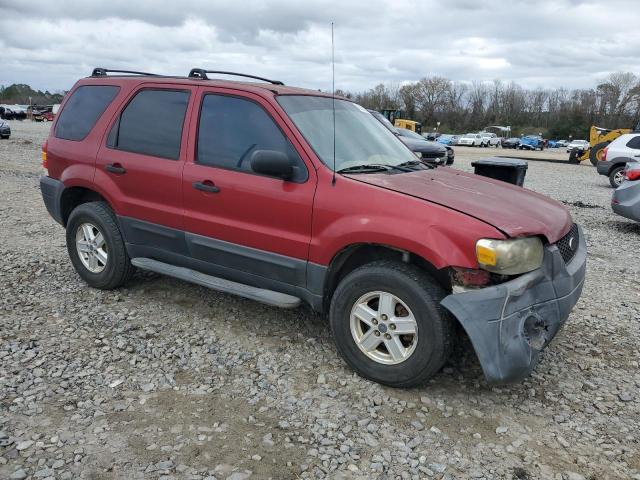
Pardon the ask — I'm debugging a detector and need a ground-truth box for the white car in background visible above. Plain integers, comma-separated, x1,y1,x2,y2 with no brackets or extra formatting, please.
566,140,589,152
479,132,502,147
457,133,483,147
596,133,640,187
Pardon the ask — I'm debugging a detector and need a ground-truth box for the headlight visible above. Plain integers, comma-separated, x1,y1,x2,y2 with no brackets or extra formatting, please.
414,151,422,158
476,237,543,275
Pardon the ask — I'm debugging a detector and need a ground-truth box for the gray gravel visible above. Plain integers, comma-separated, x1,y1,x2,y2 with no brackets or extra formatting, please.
1,120,639,479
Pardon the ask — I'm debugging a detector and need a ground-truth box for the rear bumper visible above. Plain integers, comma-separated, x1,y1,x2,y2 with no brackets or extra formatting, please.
40,176,65,225
441,225,587,384
596,160,612,176
612,180,640,222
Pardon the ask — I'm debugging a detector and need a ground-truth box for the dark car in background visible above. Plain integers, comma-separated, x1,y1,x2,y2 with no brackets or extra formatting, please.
502,137,521,149
369,111,453,165
0,120,10,139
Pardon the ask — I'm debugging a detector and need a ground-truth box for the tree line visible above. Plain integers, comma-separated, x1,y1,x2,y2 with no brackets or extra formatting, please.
337,72,640,139
0,84,65,106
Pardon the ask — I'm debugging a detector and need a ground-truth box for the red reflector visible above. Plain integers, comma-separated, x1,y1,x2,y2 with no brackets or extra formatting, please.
626,169,640,181
602,147,607,162
41,140,48,170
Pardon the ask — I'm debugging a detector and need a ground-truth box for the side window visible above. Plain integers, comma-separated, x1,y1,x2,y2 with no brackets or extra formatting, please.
197,95,307,182
55,85,119,141
626,136,640,149
109,89,189,160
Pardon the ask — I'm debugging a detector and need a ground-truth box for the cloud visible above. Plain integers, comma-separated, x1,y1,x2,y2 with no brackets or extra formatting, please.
0,0,638,93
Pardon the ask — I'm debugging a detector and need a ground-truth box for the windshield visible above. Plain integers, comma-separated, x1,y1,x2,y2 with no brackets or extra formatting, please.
397,128,425,140
278,96,418,171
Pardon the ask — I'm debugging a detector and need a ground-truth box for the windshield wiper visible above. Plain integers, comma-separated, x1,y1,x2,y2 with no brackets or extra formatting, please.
337,164,413,174
397,159,434,169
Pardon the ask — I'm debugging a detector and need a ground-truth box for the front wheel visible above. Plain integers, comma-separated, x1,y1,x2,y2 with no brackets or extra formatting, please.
609,165,626,188
329,261,454,388
66,201,135,289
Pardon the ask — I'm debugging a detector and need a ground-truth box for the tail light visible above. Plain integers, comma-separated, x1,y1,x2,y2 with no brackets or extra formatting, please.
626,169,640,181
602,147,608,161
41,140,48,172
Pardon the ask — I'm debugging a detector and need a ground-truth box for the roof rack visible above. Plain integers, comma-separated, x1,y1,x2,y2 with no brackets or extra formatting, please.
188,68,284,85
91,68,159,77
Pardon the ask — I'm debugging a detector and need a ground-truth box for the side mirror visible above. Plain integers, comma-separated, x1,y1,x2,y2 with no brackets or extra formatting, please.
250,150,294,180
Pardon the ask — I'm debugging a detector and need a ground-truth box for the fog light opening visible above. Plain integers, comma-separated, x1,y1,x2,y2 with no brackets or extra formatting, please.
523,315,548,350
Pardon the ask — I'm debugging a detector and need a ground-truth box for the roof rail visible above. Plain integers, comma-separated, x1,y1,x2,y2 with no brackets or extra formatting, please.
188,68,284,85
91,68,159,77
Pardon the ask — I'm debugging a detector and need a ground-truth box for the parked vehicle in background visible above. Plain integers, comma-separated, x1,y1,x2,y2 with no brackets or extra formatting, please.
0,120,10,139
501,137,521,149
547,140,558,148
479,132,501,147
519,135,544,151
436,134,454,145
555,140,569,148
566,140,589,153
0,106,27,121
596,133,640,188
395,127,453,165
612,163,640,222
40,67,585,387
458,133,483,147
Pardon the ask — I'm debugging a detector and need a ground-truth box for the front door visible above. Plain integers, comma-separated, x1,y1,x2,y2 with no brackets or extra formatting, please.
182,88,316,288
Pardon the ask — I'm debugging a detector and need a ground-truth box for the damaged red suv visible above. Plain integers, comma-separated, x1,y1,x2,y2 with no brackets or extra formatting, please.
40,68,586,387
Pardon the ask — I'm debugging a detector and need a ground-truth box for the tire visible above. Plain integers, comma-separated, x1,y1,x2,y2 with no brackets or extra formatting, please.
329,260,454,388
589,141,609,166
66,201,134,289
609,165,626,188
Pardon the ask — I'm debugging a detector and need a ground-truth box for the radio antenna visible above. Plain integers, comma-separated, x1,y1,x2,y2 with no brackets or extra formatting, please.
331,22,336,186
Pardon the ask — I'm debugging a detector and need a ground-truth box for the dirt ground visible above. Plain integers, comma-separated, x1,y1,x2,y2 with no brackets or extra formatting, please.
1,121,639,480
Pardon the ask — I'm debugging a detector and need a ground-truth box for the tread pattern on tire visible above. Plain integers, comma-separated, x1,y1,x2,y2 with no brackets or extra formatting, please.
66,201,134,289
330,259,455,388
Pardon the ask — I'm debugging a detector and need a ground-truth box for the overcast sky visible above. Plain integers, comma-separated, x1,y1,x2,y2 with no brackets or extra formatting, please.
0,0,638,94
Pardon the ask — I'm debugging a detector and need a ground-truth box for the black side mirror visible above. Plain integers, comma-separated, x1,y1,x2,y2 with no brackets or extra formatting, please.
250,150,293,180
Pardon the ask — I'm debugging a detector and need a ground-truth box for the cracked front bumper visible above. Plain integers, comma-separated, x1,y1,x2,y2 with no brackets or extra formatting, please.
441,225,587,384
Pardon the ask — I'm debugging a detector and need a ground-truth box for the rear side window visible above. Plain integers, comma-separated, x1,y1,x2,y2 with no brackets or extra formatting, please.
197,94,307,181
626,136,640,149
55,85,119,141
109,89,189,160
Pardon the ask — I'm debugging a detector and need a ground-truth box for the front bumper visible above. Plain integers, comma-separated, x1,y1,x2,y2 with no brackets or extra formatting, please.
441,225,587,384
612,180,640,222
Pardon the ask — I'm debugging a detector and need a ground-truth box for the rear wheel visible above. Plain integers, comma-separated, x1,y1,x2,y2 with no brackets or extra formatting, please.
609,165,626,188
329,260,454,388
589,141,609,166
66,201,134,289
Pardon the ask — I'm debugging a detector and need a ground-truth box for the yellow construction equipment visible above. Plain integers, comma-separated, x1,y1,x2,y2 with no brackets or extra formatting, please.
579,125,634,166
394,119,422,134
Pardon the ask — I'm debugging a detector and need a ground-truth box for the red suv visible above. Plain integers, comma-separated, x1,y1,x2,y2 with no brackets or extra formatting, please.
40,68,586,387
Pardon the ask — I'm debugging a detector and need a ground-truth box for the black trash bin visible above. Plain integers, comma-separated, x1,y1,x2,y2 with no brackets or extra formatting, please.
471,157,528,187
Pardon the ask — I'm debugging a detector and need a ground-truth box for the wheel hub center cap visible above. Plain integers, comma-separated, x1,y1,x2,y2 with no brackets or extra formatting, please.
377,323,388,333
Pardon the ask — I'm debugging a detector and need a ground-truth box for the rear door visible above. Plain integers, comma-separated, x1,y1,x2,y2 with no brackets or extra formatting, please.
95,85,193,247
182,87,317,288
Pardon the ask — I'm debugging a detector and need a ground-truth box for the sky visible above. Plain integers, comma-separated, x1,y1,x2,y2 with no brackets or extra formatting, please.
1,0,638,94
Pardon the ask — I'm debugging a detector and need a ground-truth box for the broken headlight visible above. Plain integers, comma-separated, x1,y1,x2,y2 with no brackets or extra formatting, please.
475,237,543,275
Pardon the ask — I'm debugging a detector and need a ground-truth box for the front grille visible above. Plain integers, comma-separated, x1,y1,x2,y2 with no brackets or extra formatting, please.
556,223,579,264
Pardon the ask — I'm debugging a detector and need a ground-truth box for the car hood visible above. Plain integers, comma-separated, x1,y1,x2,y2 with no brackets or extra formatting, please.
346,168,572,243
399,137,446,154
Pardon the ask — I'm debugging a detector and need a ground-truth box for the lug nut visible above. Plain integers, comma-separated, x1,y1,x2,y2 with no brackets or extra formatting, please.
381,314,388,321
384,333,391,340
374,331,381,336
372,319,378,325
390,324,396,330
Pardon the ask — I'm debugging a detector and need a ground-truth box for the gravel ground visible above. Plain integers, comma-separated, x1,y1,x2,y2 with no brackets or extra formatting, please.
1,120,639,480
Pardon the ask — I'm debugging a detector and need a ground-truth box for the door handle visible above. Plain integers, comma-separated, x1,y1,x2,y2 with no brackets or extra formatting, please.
105,163,126,174
193,181,220,193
